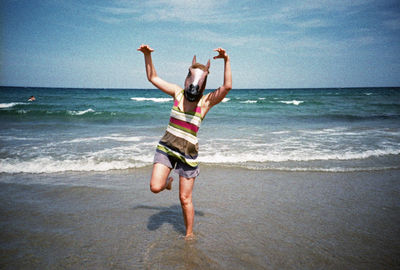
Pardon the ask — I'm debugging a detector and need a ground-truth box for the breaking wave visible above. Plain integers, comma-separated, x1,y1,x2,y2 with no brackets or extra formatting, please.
131,97,173,103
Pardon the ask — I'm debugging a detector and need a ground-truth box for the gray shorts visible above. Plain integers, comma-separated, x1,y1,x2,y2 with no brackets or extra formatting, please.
153,150,200,179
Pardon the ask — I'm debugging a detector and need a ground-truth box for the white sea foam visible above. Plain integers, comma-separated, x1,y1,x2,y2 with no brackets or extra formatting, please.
0,155,153,174
0,135,41,141
131,97,173,103
65,135,145,143
271,131,291,134
298,127,346,135
244,165,400,173
2,125,399,174
0,102,24,109
68,108,95,115
279,100,304,105
1,145,398,173
241,100,257,104
199,143,400,164
0,135,158,173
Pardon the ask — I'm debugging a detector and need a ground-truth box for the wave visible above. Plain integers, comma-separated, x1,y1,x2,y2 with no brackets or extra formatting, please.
0,156,151,174
0,102,25,109
199,148,400,164
241,165,400,173
67,108,95,115
0,135,42,141
0,109,156,121
2,154,398,174
241,100,258,104
62,135,146,143
2,145,398,173
233,99,306,105
279,100,304,105
131,97,173,103
271,131,291,134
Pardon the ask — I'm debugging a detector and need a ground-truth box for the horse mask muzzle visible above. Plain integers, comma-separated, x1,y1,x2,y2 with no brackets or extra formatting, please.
184,55,210,102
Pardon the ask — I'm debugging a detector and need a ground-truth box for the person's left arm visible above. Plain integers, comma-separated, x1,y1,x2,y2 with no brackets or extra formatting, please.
202,48,232,117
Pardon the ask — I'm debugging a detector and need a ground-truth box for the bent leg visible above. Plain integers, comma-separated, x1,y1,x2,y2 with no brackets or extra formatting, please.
179,176,196,238
150,163,173,193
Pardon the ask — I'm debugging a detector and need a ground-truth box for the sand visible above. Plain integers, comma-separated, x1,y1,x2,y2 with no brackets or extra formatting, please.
1,166,399,269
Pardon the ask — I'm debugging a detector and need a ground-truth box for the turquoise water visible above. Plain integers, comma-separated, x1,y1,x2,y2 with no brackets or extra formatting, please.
1,86,399,173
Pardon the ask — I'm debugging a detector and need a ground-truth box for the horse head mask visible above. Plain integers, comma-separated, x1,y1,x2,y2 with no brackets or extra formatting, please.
184,55,210,102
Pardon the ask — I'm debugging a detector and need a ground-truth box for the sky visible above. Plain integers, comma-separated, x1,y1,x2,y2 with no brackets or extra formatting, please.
1,0,400,89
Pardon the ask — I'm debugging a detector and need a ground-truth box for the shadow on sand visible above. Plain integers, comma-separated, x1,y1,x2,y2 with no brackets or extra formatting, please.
132,204,204,235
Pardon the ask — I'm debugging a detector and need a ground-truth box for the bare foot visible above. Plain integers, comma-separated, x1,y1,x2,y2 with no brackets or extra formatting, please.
185,233,196,241
166,177,173,190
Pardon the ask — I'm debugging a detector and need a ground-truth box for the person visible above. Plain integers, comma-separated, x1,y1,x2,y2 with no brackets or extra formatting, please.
28,96,36,101
137,44,232,239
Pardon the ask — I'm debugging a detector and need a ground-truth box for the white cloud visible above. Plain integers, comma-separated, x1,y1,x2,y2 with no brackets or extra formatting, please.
283,0,373,12
90,0,232,24
99,6,139,15
295,19,330,28
178,27,375,57
180,29,279,54
92,14,126,24
269,0,374,29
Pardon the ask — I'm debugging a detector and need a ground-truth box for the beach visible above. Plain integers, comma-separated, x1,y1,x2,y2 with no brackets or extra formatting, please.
1,166,399,269
2,0,400,267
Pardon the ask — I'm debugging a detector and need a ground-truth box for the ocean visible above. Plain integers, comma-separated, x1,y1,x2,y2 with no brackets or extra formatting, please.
1,86,400,269
1,86,399,175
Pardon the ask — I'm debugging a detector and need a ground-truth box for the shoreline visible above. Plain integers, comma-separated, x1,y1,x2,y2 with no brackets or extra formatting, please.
1,167,399,269
1,161,400,179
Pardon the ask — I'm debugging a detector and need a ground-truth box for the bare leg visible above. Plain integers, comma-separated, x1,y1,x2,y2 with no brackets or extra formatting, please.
179,176,196,238
150,163,173,193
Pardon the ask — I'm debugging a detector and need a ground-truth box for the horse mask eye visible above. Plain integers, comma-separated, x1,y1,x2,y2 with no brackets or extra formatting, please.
184,55,210,102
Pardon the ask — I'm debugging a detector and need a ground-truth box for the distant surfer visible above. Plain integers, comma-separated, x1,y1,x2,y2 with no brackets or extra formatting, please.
28,96,36,102
138,44,232,239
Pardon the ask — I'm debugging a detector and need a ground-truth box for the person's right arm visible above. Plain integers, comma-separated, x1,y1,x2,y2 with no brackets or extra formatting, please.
137,44,181,97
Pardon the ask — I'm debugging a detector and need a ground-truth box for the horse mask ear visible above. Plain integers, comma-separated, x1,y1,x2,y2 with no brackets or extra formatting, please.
206,59,210,70
192,55,196,66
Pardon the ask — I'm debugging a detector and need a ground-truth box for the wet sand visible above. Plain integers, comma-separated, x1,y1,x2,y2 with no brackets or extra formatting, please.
1,167,399,269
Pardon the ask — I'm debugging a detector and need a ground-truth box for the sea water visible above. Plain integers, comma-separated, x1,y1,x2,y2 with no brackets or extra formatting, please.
1,87,400,269
1,86,399,174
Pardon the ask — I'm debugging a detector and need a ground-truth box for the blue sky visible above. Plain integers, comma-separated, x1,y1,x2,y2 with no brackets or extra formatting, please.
1,0,399,89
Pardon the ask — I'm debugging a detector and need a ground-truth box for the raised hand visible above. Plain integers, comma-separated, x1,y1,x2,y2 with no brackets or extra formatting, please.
137,44,154,54
213,47,228,60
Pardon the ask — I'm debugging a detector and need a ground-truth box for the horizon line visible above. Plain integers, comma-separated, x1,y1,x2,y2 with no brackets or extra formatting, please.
1,85,399,90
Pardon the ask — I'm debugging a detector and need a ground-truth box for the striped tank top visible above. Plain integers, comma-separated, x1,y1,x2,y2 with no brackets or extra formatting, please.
156,90,203,167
